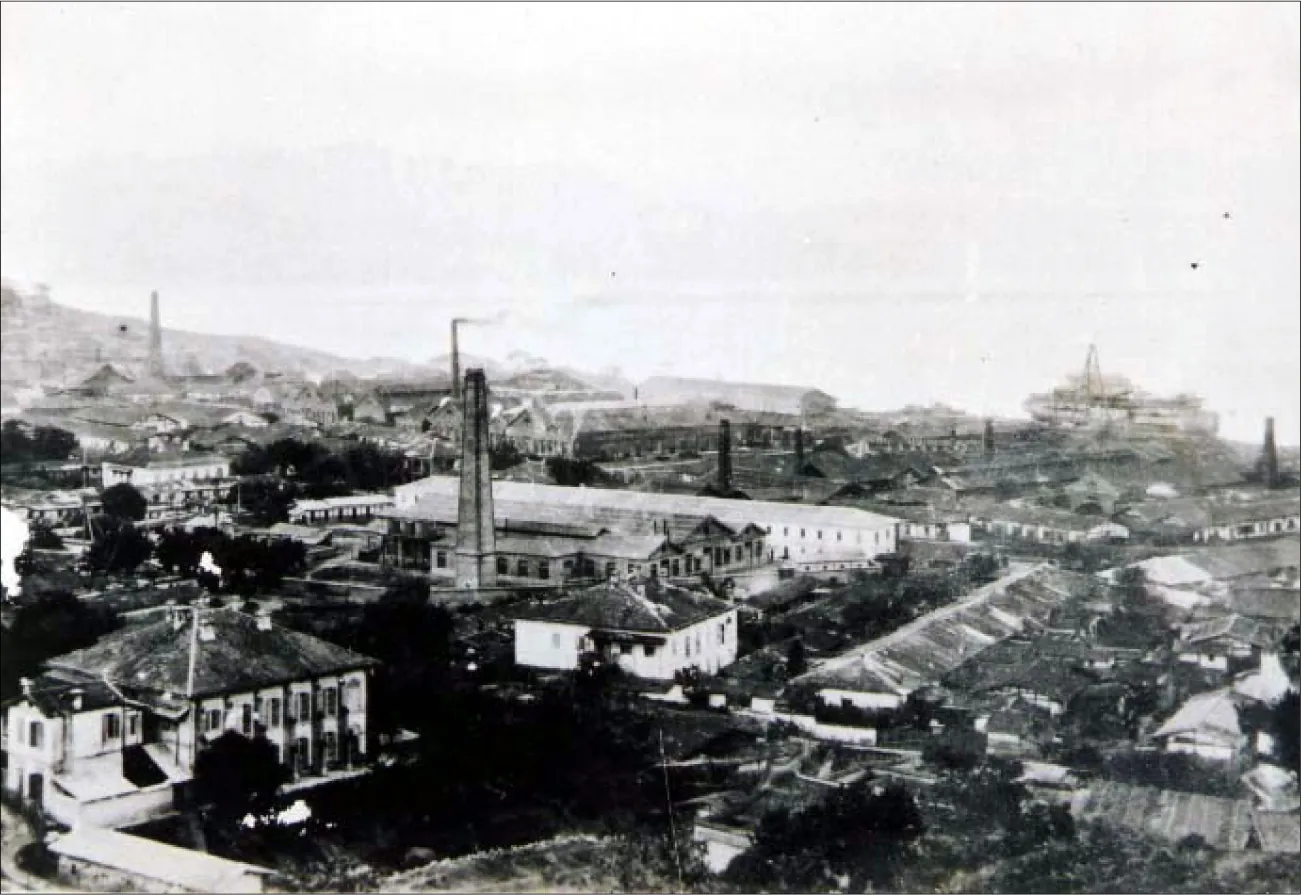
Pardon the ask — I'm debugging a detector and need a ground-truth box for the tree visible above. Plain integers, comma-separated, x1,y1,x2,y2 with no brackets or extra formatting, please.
1,419,33,464
30,426,79,462
27,523,64,550
86,516,153,573
489,440,524,471
193,731,289,830
785,638,808,677
0,591,121,701
726,780,924,892
100,482,147,522
1270,689,1300,772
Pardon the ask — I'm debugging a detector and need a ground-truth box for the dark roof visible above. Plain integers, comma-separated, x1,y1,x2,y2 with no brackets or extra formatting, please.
512,580,733,633
48,606,378,698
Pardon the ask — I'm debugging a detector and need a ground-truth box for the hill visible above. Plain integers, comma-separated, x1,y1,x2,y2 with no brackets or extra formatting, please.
0,282,624,398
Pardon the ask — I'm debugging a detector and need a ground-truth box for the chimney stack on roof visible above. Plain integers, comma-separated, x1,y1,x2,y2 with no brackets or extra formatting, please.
20,677,33,698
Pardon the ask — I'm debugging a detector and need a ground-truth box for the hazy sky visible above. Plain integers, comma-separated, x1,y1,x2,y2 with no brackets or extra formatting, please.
3,3,1299,443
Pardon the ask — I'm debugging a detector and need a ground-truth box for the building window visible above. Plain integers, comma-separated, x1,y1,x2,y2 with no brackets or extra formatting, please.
436,551,447,569
517,559,530,577
800,529,806,538
718,623,726,645
28,721,43,749
817,530,823,539
552,631,562,649
296,692,310,722
606,562,617,578
685,637,692,658
671,560,680,577
241,704,253,735
325,731,338,763
538,562,550,580
128,712,140,737
837,531,842,541
296,737,310,771
269,698,282,728
323,688,338,717
645,645,658,657
103,713,122,743
498,556,509,575
628,563,636,575
206,708,222,732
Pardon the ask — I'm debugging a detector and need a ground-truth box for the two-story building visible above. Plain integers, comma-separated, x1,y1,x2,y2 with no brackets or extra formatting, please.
512,579,740,679
102,454,232,488
2,605,377,829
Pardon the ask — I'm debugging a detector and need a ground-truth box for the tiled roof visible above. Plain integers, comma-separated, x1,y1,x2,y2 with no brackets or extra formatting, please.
47,606,378,698
512,580,733,633
793,565,1085,696
1152,688,1241,741
395,476,901,534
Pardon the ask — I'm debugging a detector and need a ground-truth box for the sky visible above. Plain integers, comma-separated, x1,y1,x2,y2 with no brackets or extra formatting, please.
3,2,1299,443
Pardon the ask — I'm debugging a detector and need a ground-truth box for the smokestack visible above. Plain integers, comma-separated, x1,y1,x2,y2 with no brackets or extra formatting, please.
451,320,462,402
984,419,995,456
148,290,165,378
718,420,733,494
794,427,805,471
1263,417,1279,489
455,369,497,589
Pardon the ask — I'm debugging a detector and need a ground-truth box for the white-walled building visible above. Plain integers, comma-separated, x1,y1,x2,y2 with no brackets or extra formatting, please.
2,605,377,829
102,454,232,488
512,580,739,680
394,475,901,563
289,493,395,525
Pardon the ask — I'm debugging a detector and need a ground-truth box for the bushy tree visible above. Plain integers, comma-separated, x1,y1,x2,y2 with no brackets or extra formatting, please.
86,516,153,573
1271,689,1300,772
194,731,289,829
726,781,924,892
0,591,121,701
100,482,148,522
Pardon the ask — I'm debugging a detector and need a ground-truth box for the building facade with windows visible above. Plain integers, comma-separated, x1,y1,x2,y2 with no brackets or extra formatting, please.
1,605,377,829
512,580,740,679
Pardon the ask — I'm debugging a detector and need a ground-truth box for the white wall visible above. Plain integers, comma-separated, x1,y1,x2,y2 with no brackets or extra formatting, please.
514,609,740,681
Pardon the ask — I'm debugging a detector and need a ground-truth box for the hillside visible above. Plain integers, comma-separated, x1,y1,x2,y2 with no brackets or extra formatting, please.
0,283,619,396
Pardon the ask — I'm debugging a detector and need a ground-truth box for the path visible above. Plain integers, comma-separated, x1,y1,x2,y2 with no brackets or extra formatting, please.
0,802,54,893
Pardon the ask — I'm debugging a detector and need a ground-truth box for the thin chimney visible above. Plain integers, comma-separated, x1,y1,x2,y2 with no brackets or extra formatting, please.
794,427,805,471
148,290,165,378
455,368,497,588
718,419,733,494
450,319,462,402
1263,416,1280,489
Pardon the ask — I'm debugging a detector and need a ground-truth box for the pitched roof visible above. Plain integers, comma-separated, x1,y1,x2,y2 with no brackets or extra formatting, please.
512,580,733,633
793,565,1084,696
394,476,900,535
47,605,378,698
1152,688,1241,741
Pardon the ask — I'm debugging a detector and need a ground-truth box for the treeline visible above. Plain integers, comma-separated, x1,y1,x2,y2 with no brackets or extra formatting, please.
231,438,414,496
1,420,79,465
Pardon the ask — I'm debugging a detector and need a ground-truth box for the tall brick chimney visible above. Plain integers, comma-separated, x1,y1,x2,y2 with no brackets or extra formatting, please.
983,419,995,456
455,369,497,588
1263,416,1279,489
148,290,165,378
718,419,733,494
794,427,805,472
